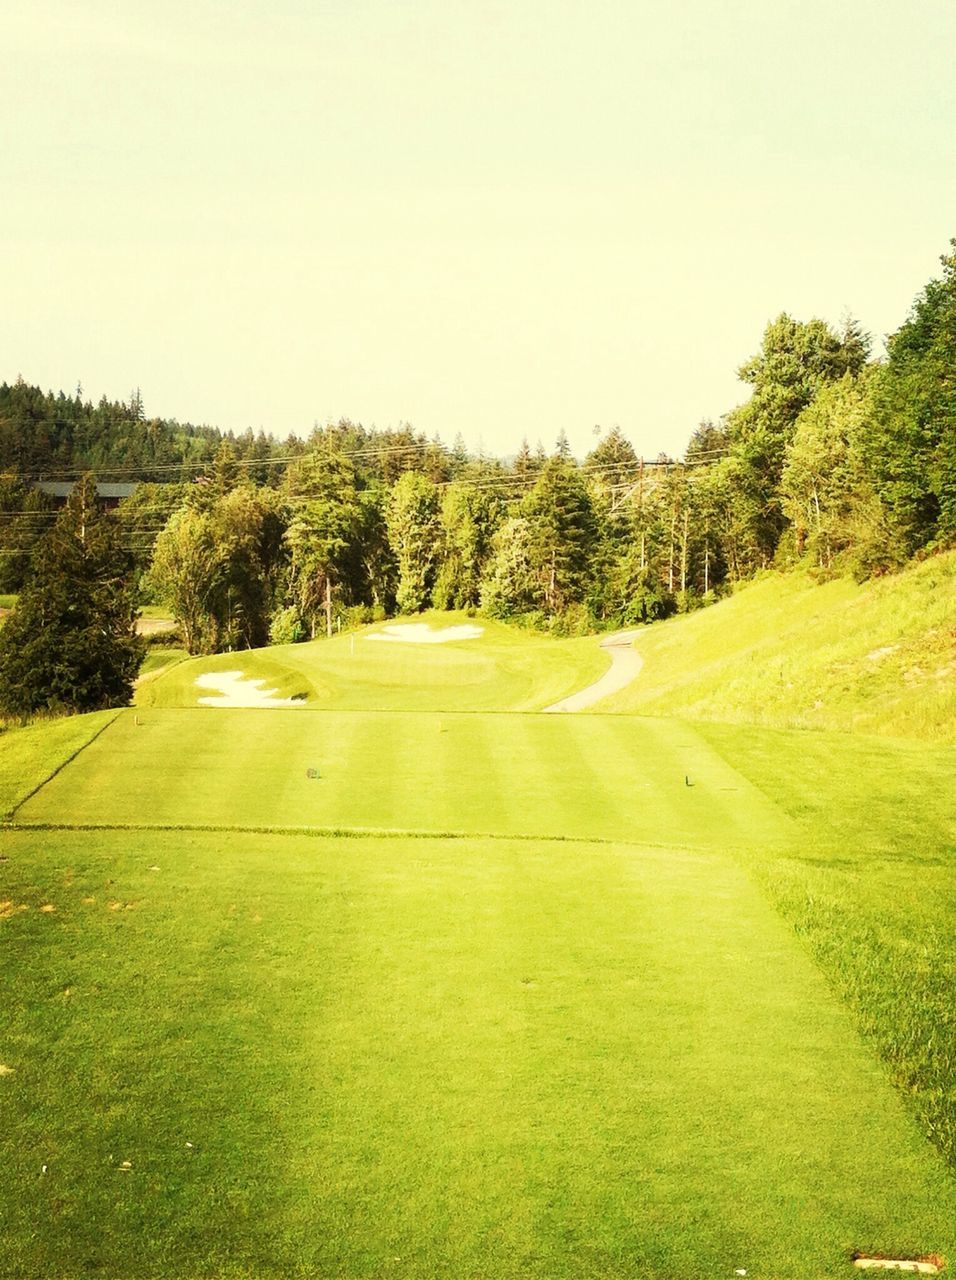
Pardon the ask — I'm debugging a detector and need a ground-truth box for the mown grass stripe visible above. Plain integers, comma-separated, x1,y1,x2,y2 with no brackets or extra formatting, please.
4,709,123,823
4,817,730,853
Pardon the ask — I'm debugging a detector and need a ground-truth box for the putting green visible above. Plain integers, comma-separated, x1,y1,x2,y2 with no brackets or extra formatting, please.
134,613,610,714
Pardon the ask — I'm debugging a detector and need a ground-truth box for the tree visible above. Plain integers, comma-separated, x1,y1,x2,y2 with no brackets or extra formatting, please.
480,516,539,617
726,313,871,565
432,481,503,610
0,475,143,716
781,373,877,569
117,481,190,590
684,419,729,465
863,241,956,553
521,457,596,613
149,486,286,653
511,438,542,485
147,506,224,654
282,449,363,637
585,425,640,487
0,472,54,592
385,472,441,614
212,485,286,649
355,487,394,609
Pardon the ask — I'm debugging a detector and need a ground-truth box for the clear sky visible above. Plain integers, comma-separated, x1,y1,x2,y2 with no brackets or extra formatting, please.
3,0,954,460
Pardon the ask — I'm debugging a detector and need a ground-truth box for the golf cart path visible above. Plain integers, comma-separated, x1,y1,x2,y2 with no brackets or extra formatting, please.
543,629,643,713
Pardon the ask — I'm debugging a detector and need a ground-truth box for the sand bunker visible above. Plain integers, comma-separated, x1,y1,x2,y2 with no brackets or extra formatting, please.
195,671,301,707
366,623,484,644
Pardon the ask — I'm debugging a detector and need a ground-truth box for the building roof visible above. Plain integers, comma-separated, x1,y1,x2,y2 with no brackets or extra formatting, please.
33,481,139,500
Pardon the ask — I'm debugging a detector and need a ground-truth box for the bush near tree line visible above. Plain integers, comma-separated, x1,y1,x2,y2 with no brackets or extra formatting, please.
0,476,143,717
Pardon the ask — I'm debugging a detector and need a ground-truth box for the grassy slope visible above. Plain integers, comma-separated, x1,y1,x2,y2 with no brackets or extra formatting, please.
135,612,609,713
598,551,956,740
137,648,187,681
699,721,956,1168
0,710,119,819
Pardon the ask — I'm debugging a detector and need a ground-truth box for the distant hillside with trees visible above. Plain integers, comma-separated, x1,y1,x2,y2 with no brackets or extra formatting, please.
2,239,954,654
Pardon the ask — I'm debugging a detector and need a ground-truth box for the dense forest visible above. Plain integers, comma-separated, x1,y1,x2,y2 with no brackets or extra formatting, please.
1,241,954,654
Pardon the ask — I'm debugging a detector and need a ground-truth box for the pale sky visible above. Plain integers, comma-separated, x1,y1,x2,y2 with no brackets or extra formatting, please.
3,0,954,460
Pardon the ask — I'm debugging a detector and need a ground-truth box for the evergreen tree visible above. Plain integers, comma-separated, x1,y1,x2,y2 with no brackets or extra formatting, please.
432,481,503,610
863,242,956,553
386,472,441,613
0,475,143,716
0,472,54,591
282,448,363,636
521,457,596,613
584,425,640,486
480,516,539,617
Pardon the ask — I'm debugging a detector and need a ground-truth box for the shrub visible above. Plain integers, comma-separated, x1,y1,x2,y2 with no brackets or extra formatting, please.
269,606,305,646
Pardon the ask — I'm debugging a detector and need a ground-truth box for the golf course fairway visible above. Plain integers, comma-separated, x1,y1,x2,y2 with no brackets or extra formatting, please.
1,620,954,1279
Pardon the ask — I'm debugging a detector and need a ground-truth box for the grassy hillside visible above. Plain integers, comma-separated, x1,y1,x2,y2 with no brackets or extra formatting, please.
135,612,608,714
598,551,956,739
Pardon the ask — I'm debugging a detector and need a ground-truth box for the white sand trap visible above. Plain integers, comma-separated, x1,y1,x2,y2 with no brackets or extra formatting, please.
366,623,485,644
195,671,301,707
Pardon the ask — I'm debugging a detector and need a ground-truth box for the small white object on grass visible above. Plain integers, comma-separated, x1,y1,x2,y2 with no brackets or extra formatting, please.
735,1270,747,1276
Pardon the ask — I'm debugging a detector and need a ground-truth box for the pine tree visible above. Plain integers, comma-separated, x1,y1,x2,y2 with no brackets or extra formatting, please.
521,457,596,613
0,475,144,716
385,472,441,614
863,241,956,553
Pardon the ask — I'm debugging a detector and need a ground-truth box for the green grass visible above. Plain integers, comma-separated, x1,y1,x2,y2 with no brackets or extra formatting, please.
2,611,955,1277
0,592,17,610
137,647,188,682
135,612,610,713
15,709,789,849
2,827,953,1280
598,552,956,740
698,721,956,1169
0,710,118,819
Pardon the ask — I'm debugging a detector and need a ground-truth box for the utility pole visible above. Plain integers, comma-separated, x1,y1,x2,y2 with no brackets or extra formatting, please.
638,458,646,570
324,575,333,639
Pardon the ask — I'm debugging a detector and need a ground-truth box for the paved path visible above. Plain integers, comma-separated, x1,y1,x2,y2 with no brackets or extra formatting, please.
542,628,644,713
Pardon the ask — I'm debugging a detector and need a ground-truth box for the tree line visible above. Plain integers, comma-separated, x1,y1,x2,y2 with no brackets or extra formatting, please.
0,240,953,684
